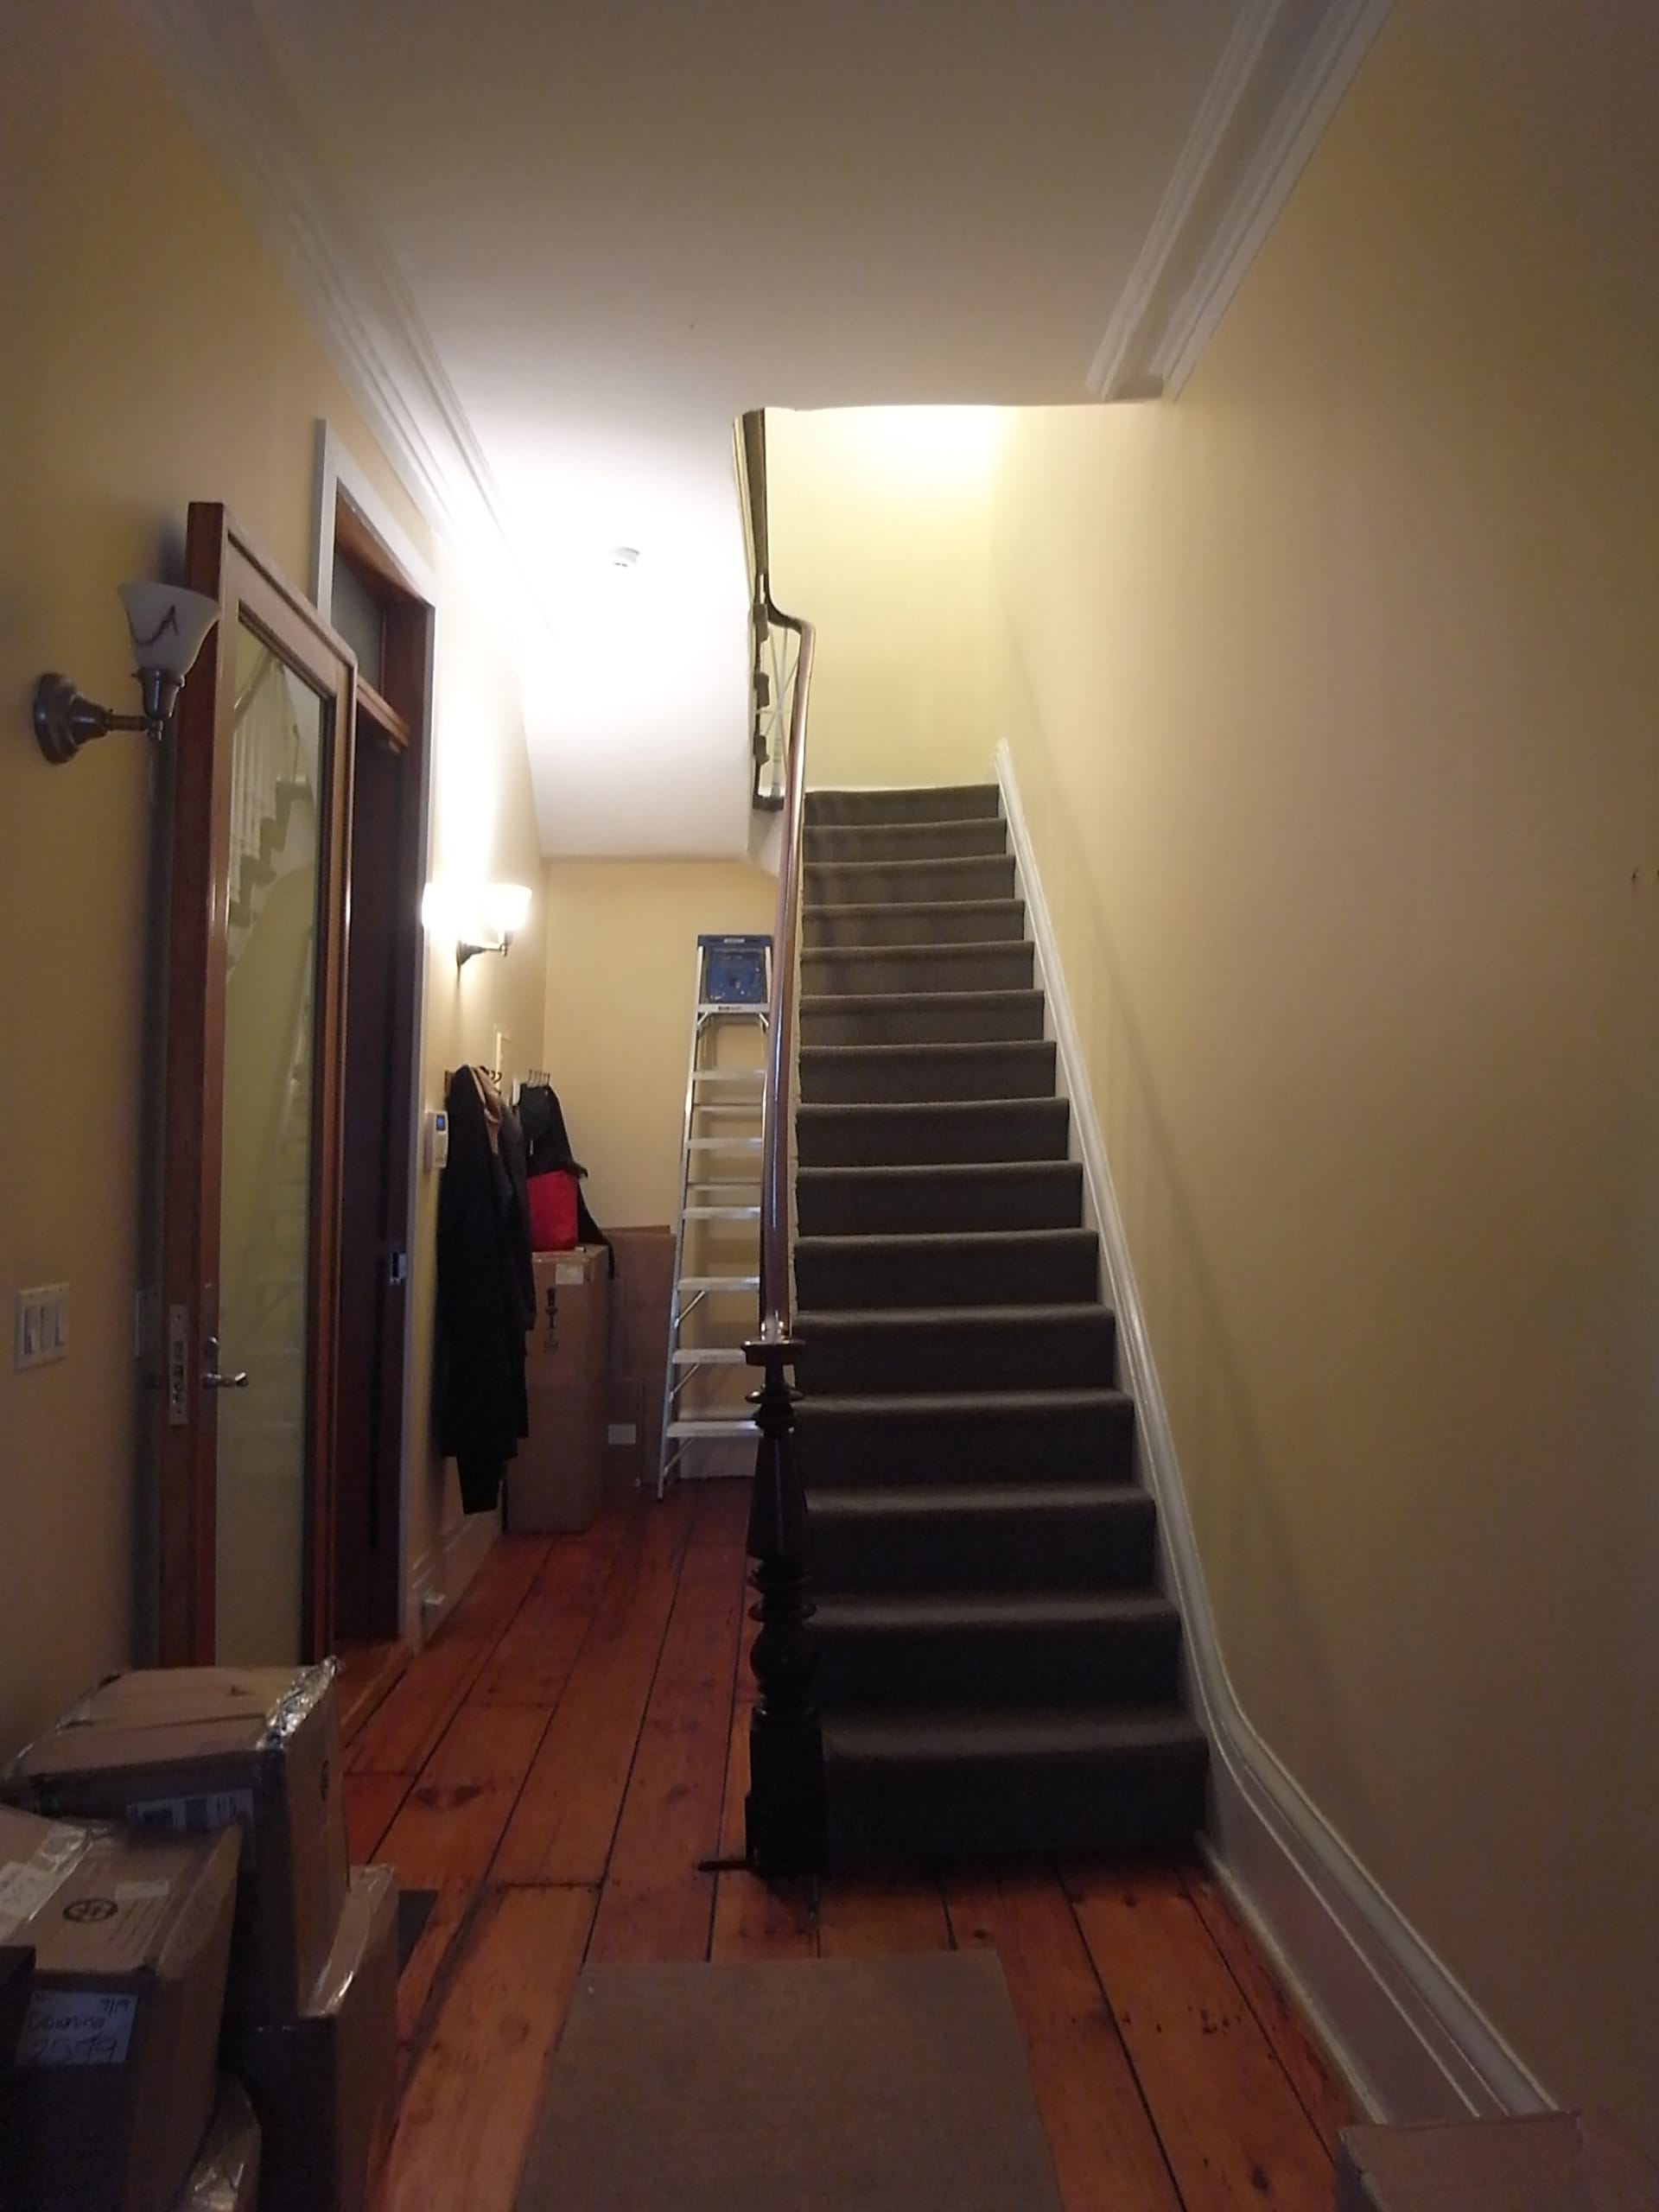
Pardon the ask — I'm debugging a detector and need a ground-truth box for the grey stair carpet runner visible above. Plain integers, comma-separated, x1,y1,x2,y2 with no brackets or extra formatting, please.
794,782,1208,1869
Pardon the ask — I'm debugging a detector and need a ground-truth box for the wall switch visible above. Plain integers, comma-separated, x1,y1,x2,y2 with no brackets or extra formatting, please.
16,1284,69,1370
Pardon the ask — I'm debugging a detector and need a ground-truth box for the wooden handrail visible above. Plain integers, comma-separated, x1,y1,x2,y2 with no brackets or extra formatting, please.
756,605,814,1344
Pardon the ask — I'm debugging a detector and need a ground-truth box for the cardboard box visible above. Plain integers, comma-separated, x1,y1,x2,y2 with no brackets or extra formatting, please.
229,1865,397,2212
1336,2113,1659,2212
175,2076,261,2212
0,1943,32,2069
511,1245,611,1531
0,1807,239,2212
5,1665,348,2020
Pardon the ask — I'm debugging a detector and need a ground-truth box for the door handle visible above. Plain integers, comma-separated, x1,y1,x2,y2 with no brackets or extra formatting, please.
202,1335,251,1390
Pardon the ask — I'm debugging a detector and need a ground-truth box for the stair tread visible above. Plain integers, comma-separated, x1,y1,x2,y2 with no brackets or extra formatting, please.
798,1097,1065,1118
799,990,1040,1012
800,1039,1051,1058
797,1388,1133,1416
798,1302,1109,1327
796,1228,1093,1253
805,901,1020,920
823,1703,1206,1760
816,1591,1178,1630
810,1481,1150,1516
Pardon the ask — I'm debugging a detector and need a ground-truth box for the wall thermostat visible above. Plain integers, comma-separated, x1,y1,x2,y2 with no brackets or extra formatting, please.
424,1109,449,1173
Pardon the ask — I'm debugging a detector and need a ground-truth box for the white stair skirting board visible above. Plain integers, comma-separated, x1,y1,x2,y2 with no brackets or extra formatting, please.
994,738,1552,2126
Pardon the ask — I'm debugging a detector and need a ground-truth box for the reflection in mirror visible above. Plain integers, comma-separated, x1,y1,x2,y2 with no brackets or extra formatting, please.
214,620,326,1664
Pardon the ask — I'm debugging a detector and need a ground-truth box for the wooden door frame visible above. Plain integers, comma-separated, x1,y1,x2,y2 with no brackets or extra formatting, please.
312,424,438,1645
159,504,357,1664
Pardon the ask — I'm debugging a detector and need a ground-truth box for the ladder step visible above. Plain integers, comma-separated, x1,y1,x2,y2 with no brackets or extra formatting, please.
693,1104,765,1119
683,1205,761,1220
688,1137,764,1150
678,1274,761,1292
671,1347,749,1366
692,1070,766,1086
696,1002,771,1019
668,1416,756,1439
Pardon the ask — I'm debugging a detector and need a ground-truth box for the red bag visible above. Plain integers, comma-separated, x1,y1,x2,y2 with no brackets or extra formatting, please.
527,1169,580,1252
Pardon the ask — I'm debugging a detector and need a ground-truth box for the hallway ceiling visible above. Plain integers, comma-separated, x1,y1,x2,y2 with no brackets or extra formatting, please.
137,0,1382,857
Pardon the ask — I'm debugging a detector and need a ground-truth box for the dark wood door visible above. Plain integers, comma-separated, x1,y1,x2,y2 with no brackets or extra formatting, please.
158,505,357,1665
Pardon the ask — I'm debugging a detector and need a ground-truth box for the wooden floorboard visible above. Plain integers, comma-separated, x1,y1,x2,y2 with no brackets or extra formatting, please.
1066,1863,1337,2212
382,1884,594,2212
344,1771,410,1861
1181,1859,1359,2162
818,1874,953,1958
335,1640,408,1749
946,1865,1183,2212
368,1489,1353,2211
379,1702,550,1891
491,1489,693,1884
585,1497,747,1964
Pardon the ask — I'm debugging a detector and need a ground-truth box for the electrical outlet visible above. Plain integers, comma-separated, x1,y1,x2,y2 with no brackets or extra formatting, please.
15,1284,69,1370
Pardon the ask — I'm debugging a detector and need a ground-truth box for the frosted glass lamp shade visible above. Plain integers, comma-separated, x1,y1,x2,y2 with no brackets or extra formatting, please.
119,582,220,679
484,882,532,943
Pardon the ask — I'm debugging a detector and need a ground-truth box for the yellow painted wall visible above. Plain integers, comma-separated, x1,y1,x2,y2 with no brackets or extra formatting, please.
408,544,549,1604
0,0,540,1745
541,861,778,1229
766,407,1001,791
989,0,1658,2145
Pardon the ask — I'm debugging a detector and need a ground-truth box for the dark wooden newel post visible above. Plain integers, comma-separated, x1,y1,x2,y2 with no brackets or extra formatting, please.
743,1335,824,1875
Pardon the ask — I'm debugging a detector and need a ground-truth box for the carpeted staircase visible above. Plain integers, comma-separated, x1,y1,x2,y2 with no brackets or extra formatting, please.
791,783,1208,1870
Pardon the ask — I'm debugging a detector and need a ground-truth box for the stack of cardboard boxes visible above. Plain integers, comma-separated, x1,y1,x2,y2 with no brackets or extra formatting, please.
0,1663,396,2211
510,1243,613,1533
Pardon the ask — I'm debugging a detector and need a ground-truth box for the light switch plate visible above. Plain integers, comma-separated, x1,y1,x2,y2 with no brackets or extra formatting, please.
16,1284,69,1370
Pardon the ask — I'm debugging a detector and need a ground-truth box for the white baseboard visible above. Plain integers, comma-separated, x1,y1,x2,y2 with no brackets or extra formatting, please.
994,738,1553,2126
408,1503,499,1649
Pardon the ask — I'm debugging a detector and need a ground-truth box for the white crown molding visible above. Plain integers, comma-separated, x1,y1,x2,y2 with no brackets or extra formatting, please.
995,738,1553,2126
1089,0,1393,401
128,0,535,633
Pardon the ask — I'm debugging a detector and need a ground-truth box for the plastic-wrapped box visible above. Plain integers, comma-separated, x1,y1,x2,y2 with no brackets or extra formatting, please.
5,1665,347,2019
175,2075,261,2212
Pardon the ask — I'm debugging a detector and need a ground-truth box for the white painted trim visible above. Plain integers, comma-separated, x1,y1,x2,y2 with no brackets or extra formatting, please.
130,0,536,641
409,1507,499,1650
1088,0,1393,401
995,739,1553,2126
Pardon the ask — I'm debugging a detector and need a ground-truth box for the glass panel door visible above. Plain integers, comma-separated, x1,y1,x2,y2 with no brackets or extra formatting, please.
213,620,325,1664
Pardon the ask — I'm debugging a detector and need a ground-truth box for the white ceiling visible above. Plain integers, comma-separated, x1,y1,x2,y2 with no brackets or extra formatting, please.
137,0,1384,856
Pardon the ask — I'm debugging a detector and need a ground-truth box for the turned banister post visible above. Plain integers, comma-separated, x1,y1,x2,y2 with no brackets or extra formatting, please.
742,1334,824,1875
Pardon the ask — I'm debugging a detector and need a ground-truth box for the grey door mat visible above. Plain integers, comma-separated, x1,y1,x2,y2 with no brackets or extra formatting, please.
515,1951,1063,2210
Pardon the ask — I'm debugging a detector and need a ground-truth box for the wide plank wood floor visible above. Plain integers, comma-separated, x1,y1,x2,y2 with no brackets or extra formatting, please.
348,1488,1356,2210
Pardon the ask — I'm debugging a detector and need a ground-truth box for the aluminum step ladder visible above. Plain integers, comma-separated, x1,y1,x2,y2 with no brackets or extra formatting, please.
658,934,771,1495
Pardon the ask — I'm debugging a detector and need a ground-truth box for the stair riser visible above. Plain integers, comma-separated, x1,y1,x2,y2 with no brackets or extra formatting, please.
799,1042,1058,1107
811,1501,1157,1594
797,1164,1084,1236
797,1102,1070,1167
805,785,1001,826
796,1236,1098,1311
804,903,1026,950
801,944,1034,993
823,1742,1208,1871
804,820,1008,864
814,1613,1182,1709
799,995,1045,1047
795,1313,1116,1395
805,856,1015,906
796,1403,1135,1487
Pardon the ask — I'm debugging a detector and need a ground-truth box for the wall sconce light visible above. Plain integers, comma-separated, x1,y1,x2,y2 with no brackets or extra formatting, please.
423,880,533,968
33,582,221,765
